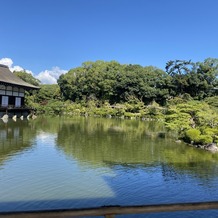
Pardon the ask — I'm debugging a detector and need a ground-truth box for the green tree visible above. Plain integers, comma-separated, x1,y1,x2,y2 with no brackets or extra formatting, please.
58,61,119,102
58,60,169,105
194,58,218,98
165,60,193,96
14,70,40,86
35,84,62,105
165,58,218,99
165,100,218,143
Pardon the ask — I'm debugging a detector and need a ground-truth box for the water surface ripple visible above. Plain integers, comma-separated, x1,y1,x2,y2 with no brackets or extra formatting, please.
0,117,218,217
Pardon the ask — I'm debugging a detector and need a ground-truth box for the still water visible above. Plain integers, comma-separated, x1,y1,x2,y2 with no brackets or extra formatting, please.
0,116,218,217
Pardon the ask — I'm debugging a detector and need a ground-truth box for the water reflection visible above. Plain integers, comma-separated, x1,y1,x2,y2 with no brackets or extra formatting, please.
0,116,218,215
0,119,37,165
56,117,218,181
57,117,168,165
1,116,218,180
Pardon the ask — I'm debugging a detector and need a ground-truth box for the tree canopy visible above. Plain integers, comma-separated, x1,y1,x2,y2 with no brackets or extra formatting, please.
13,70,41,86
57,60,170,105
165,58,218,99
57,58,218,105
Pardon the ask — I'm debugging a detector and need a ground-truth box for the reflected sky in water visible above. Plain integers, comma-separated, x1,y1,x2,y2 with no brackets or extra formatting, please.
0,117,218,217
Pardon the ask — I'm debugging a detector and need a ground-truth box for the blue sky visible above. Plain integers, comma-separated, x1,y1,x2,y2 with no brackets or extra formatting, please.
0,0,218,84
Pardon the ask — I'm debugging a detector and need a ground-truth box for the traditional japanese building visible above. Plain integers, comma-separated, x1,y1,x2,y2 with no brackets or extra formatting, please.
0,64,40,118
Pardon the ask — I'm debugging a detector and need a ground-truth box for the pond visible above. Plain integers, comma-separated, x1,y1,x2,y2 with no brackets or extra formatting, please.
0,116,218,217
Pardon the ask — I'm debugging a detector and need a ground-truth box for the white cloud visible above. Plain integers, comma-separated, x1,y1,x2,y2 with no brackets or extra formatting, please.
25,70,33,75
0,57,33,75
10,65,24,72
0,57,13,68
0,57,68,84
36,67,67,84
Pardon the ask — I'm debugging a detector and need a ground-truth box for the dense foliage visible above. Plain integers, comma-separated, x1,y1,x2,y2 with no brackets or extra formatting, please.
166,58,218,99
25,84,63,114
14,70,40,86
22,58,218,147
57,58,218,104
165,98,218,144
57,61,170,105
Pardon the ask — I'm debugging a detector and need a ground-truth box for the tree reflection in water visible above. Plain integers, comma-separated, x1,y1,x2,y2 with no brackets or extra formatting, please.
0,119,37,165
55,116,218,182
0,116,218,216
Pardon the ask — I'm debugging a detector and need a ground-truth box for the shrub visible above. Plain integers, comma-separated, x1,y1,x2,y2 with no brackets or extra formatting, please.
198,135,213,145
124,112,136,119
205,96,218,108
184,129,201,144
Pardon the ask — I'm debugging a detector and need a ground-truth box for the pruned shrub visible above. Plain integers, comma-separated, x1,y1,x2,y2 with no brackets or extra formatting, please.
184,128,201,144
198,135,213,145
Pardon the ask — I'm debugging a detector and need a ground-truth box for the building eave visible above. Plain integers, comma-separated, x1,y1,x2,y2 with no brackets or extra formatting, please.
0,64,40,90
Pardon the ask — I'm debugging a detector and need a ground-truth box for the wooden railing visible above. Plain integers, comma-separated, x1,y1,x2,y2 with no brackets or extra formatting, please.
1,201,218,218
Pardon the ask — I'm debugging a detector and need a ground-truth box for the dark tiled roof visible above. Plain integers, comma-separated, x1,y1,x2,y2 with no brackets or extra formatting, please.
0,64,40,89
